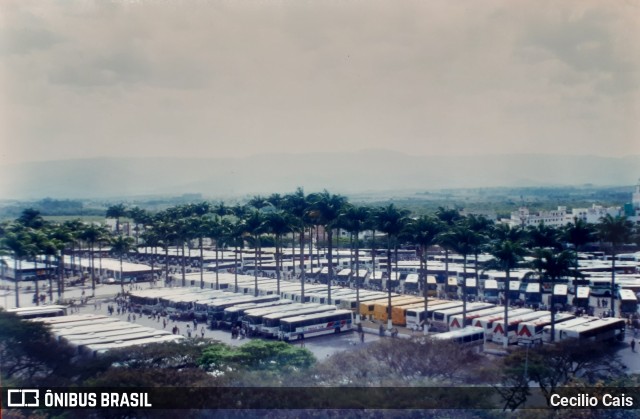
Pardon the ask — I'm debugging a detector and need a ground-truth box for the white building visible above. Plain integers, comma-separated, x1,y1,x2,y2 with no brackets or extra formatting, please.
505,204,622,228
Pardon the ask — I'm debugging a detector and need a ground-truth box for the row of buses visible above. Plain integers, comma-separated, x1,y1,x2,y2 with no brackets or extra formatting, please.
18,313,185,357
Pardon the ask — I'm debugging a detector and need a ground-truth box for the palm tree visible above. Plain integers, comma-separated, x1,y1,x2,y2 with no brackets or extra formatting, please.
110,235,136,294
440,222,481,327
24,229,44,305
2,227,31,307
49,224,74,298
597,214,633,317
63,219,84,278
242,210,267,296
528,248,576,342
265,211,293,296
308,190,347,305
486,225,526,348
435,207,462,281
40,230,63,303
225,220,245,292
526,222,562,251
466,215,493,284
106,203,127,234
140,228,161,285
563,218,595,288
376,204,409,330
340,205,370,323
402,215,442,332
284,188,310,302
79,224,103,296
127,206,150,246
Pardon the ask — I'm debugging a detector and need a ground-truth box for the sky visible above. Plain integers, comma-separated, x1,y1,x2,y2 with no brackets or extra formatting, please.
0,0,638,166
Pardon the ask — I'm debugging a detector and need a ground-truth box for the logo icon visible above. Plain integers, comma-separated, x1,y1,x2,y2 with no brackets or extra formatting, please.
7,389,40,407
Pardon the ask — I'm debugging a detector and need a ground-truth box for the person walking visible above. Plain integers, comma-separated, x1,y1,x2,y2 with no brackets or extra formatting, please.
631,339,636,353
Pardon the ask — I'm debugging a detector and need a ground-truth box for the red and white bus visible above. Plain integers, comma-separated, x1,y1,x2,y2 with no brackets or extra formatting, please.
491,311,550,345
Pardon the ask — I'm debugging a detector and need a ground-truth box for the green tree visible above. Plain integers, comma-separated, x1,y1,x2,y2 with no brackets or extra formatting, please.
403,215,442,331
265,211,293,296
376,204,409,329
340,205,370,322
563,217,595,286
486,225,527,348
110,235,136,293
308,191,347,305
527,248,576,342
597,214,633,317
106,203,127,234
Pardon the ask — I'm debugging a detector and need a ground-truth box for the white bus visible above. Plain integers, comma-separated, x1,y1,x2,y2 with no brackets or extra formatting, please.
470,308,533,339
207,295,281,322
431,326,485,348
516,312,575,346
558,317,626,342
30,314,111,326
242,303,309,333
222,300,293,328
542,316,598,343
6,305,68,319
84,335,185,357
50,317,122,330
279,309,354,341
589,278,616,297
260,306,337,338
431,302,495,331
448,306,504,330
405,301,462,330
491,311,550,345
618,289,638,315
483,279,499,304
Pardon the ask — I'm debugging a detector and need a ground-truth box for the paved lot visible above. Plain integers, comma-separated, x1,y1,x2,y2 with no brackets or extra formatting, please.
2,280,639,372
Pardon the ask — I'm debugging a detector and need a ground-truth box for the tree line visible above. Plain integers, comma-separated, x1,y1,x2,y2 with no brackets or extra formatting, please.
1,189,638,334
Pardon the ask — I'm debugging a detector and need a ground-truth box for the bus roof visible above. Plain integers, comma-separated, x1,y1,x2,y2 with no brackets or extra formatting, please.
279,309,352,324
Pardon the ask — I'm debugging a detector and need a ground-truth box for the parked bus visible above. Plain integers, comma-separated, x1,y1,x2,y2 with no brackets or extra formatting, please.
470,308,533,339
30,313,110,326
491,311,550,345
372,296,423,322
84,335,185,357
338,292,389,311
431,302,495,331
260,306,337,338
516,312,575,346
431,326,485,348
542,316,598,342
242,303,309,334
552,284,569,307
507,281,521,301
618,289,638,315
448,306,504,330
405,301,462,330
207,295,281,325
589,278,617,297
524,283,542,306
359,296,410,319
483,279,499,304
573,286,590,308
391,302,430,326
6,305,68,319
279,309,354,341
557,317,625,342
222,300,293,328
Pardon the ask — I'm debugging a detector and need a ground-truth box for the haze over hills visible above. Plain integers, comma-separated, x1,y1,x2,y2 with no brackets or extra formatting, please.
0,151,638,200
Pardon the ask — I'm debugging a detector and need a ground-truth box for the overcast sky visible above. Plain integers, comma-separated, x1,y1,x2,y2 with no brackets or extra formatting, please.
1,0,638,166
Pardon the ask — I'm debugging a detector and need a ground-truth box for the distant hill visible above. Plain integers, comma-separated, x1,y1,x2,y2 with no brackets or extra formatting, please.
0,151,638,199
